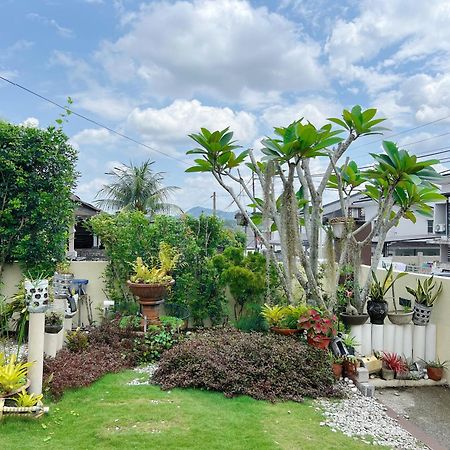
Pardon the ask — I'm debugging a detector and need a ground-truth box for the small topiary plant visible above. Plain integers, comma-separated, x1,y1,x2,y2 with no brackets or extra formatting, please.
153,328,340,402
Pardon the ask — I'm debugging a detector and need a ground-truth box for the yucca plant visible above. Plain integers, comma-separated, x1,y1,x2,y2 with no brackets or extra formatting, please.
406,276,443,307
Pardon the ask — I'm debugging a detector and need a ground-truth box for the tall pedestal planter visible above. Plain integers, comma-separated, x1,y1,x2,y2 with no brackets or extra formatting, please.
24,279,49,313
127,280,174,326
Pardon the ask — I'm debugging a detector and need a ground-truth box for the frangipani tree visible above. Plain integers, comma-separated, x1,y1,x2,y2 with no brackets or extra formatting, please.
186,106,444,313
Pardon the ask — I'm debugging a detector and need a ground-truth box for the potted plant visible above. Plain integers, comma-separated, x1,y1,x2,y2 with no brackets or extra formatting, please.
388,305,414,325
53,260,74,298
367,265,406,325
24,273,50,313
342,355,359,377
0,353,33,397
298,308,337,350
341,334,359,355
337,268,369,326
127,243,180,327
330,354,344,380
261,304,307,335
381,352,408,380
423,358,448,381
44,310,64,334
406,276,443,326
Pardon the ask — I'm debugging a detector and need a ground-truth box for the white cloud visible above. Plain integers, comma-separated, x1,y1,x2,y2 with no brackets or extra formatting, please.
27,13,74,38
127,99,258,144
20,117,39,128
96,0,326,102
326,0,450,92
71,128,118,147
262,96,342,129
75,176,109,203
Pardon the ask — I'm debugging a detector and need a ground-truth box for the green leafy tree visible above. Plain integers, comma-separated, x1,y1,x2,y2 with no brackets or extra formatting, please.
185,106,443,312
0,121,77,277
89,211,242,324
95,160,180,217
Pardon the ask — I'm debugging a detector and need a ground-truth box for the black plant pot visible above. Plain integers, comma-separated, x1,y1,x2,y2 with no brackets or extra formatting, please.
45,324,63,334
367,300,388,325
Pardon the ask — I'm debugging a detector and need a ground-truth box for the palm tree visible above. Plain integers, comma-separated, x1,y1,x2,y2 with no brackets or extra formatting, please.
95,160,181,216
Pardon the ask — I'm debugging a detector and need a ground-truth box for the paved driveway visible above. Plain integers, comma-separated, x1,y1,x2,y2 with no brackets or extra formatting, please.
376,386,450,449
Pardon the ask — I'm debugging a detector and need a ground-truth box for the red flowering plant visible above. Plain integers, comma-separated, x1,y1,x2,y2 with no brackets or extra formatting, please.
298,308,337,348
381,352,408,374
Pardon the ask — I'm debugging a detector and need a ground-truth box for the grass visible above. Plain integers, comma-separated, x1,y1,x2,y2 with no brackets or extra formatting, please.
0,370,372,449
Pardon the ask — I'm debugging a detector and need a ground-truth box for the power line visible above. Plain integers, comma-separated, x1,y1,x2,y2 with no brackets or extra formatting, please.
0,75,190,166
350,113,450,150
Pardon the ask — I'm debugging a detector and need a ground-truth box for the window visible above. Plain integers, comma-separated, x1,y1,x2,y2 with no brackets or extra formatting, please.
427,220,434,234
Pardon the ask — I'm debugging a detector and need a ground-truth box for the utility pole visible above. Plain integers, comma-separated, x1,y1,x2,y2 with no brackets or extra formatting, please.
212,192,216,216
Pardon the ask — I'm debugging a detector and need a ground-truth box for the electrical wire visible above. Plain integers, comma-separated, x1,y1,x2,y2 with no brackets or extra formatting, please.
0,75,190,166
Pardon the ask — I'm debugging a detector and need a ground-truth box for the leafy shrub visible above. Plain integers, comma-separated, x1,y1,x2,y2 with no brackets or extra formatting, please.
153,328,338,402
132,326,180,364
65,328,89,353
43,345,133,399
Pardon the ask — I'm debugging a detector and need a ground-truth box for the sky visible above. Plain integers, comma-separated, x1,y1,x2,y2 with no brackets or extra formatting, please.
2,0,450,212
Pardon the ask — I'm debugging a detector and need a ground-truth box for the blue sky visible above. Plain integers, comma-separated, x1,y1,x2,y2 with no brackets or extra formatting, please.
2,0,450,211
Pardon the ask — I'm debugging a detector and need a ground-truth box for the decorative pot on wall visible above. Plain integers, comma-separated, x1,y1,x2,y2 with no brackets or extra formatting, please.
367,300,388,325
24,279,49,313
413,303,433,326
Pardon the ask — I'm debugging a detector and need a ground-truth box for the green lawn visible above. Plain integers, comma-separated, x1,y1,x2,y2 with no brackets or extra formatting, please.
0,370,372,449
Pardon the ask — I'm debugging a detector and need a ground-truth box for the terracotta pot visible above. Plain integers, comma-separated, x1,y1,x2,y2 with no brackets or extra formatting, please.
367,300,388,325
332,363,343,380
387,311,413,325
270,327,300,336
343,360,359,377
0,378,30,398
307,335,331,350
340,313,369,326
427,367,444,381
127,280,174,326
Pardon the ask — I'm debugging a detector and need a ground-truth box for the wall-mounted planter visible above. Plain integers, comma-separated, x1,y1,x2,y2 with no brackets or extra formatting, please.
24,279,49,313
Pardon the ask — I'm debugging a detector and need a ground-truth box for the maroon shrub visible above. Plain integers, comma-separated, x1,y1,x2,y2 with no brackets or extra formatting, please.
153,328,338,402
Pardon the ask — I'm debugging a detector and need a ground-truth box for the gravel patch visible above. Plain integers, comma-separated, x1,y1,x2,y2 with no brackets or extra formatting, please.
127,364,158,386
0,339,28,359
317,381,427,449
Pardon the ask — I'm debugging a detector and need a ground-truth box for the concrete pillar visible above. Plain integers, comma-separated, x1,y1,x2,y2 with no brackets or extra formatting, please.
383,324,395,353
413,325,426,361
44,332,59,358
372,324,384,353
64,317,73,343
28,313,45,395
425,324,437,362
439,244,448,263
403,324,413,359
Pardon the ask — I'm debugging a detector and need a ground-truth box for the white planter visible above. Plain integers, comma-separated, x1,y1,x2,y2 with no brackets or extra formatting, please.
24,279,49,313
331,222,346,239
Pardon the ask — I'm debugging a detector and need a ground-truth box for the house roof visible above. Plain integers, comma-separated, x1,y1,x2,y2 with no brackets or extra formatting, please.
71,194,102,218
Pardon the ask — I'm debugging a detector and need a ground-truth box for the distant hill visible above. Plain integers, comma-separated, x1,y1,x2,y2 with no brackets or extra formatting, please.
186,206,237,221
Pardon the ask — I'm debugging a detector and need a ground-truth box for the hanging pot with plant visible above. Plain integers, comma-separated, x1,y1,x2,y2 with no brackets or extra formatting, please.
329,217,354,239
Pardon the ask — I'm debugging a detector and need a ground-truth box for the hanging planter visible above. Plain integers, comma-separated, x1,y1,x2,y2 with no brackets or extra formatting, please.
24,279,49,313
329,217,353,239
